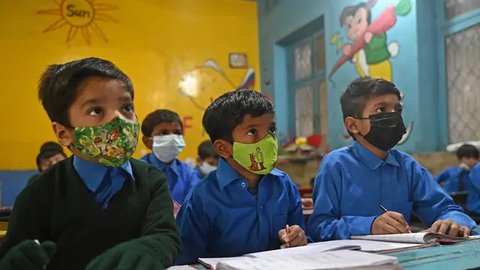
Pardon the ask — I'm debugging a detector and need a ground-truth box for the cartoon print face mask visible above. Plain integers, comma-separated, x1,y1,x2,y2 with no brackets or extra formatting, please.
73,117,139,167
232,135,278,175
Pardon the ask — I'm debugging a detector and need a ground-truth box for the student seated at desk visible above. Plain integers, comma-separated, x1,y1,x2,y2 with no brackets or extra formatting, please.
176,89,307,264
194,140,219,179
140,109,200,204
466,163,480,216
27,142,67,185
434,144,479,193
307,78,476,242
0,58,180,270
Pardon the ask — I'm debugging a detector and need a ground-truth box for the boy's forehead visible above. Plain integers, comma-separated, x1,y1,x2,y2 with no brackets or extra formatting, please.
239,113,275,126
365,94,400,107
153,121,181,130
75,77,132,100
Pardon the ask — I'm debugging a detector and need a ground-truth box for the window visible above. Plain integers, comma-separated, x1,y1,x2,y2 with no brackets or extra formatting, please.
288,31,327,140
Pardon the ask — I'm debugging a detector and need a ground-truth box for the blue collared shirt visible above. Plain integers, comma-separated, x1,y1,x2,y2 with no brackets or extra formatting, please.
175,158,305,265
307,142,476,241
140,153,200,203
72,155,135,209
467,163,480,214
434,166,469,193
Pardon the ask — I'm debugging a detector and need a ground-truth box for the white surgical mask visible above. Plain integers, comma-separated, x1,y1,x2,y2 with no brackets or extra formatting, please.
199,162,217,176
459,163,472,170
152,134,186,163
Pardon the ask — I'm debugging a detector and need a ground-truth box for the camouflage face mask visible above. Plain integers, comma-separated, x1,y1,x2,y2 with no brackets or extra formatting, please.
72,117,139,167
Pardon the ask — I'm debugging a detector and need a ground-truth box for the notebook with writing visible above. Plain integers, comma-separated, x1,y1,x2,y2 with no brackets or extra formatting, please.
214,250,398,270
352,232,480,244
198,242,360,269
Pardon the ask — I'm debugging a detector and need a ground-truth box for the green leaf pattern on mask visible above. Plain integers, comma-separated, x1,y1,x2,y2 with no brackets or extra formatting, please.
73,118,139,167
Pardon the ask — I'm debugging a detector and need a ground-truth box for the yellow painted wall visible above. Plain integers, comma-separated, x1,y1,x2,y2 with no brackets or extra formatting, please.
0,0,259,170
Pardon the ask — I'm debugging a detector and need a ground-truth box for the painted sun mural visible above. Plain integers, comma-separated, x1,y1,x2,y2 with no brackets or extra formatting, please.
37,0,118,44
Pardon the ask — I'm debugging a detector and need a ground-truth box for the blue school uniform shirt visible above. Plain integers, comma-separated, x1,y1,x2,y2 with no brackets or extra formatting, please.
140,153,200,203
194,166,204,179
175,158,305,265
73,155,134,209
434,166,469,193
467,163,480,214
307,142,476,241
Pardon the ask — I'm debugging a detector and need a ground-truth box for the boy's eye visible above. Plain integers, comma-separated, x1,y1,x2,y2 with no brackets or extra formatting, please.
395,105,403,114
269,127,276,135
173,130,182,135
122,104,135,113
375,106,386,113
247,128,257,136
89,107,103,116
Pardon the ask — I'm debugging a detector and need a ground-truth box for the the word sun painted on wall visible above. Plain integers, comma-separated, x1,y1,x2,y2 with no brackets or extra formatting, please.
37,0,118,44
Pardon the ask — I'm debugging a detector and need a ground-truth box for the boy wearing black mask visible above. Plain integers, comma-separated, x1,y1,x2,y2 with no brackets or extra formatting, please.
307,78,475,241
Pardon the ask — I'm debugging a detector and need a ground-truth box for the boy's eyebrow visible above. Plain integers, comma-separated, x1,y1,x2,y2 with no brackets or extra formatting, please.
118,95,133,103
80,98,103,109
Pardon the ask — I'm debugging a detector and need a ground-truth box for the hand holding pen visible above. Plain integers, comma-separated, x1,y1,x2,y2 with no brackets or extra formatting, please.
372,205,412,234
278,224,307,248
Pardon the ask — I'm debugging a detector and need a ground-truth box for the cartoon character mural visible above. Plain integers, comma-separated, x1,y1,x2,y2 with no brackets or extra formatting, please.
331,0,414,144
178,59,255,111
329,0,411,82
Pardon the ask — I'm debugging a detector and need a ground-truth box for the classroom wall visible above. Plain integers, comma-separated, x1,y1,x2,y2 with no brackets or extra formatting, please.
0,0,259,206
257,0,444,153
0,0,259,170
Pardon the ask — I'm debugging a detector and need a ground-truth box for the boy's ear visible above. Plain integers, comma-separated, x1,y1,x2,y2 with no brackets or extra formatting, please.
344,117,360,136
52,122,73,147
142,135,153,150
214,139,233,159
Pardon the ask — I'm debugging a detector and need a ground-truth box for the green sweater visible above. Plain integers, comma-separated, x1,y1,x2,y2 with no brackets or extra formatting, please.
364,33,391,65
0,157,180,270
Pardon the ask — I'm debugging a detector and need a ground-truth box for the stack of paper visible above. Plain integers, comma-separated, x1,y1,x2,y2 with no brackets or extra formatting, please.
352,232,480,244
215,250,398,270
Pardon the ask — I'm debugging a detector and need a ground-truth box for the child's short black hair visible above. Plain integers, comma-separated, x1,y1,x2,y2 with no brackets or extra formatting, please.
203,89,274,143
198,140,219,160
456,144,479,160
141,109,183,137
39,57,134,127
339,2,371,27
39,141,64,154
36,142,66,171
341,78,401,120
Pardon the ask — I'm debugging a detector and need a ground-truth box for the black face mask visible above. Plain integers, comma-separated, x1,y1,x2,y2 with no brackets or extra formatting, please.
358,112,406,151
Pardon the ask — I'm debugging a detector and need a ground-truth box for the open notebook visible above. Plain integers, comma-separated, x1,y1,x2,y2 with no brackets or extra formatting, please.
352,232,480,244
214,250,398,270
198,242,360,269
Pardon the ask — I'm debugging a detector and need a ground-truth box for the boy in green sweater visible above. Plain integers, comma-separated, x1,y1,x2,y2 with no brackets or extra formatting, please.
0,57,180,270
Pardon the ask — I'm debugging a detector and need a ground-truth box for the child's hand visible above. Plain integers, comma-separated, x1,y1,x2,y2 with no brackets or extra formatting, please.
343,44,352,56
301,198,313,208
428,219,470,237
372,211,411,234
86,241,163,270
278,225,307,248
364,32,373,43
0,239,56,270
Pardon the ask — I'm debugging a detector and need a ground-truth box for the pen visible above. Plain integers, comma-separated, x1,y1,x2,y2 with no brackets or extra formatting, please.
379,205,412,233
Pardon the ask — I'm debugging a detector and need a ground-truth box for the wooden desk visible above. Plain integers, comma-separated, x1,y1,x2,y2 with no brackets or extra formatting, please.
393,240,480,269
